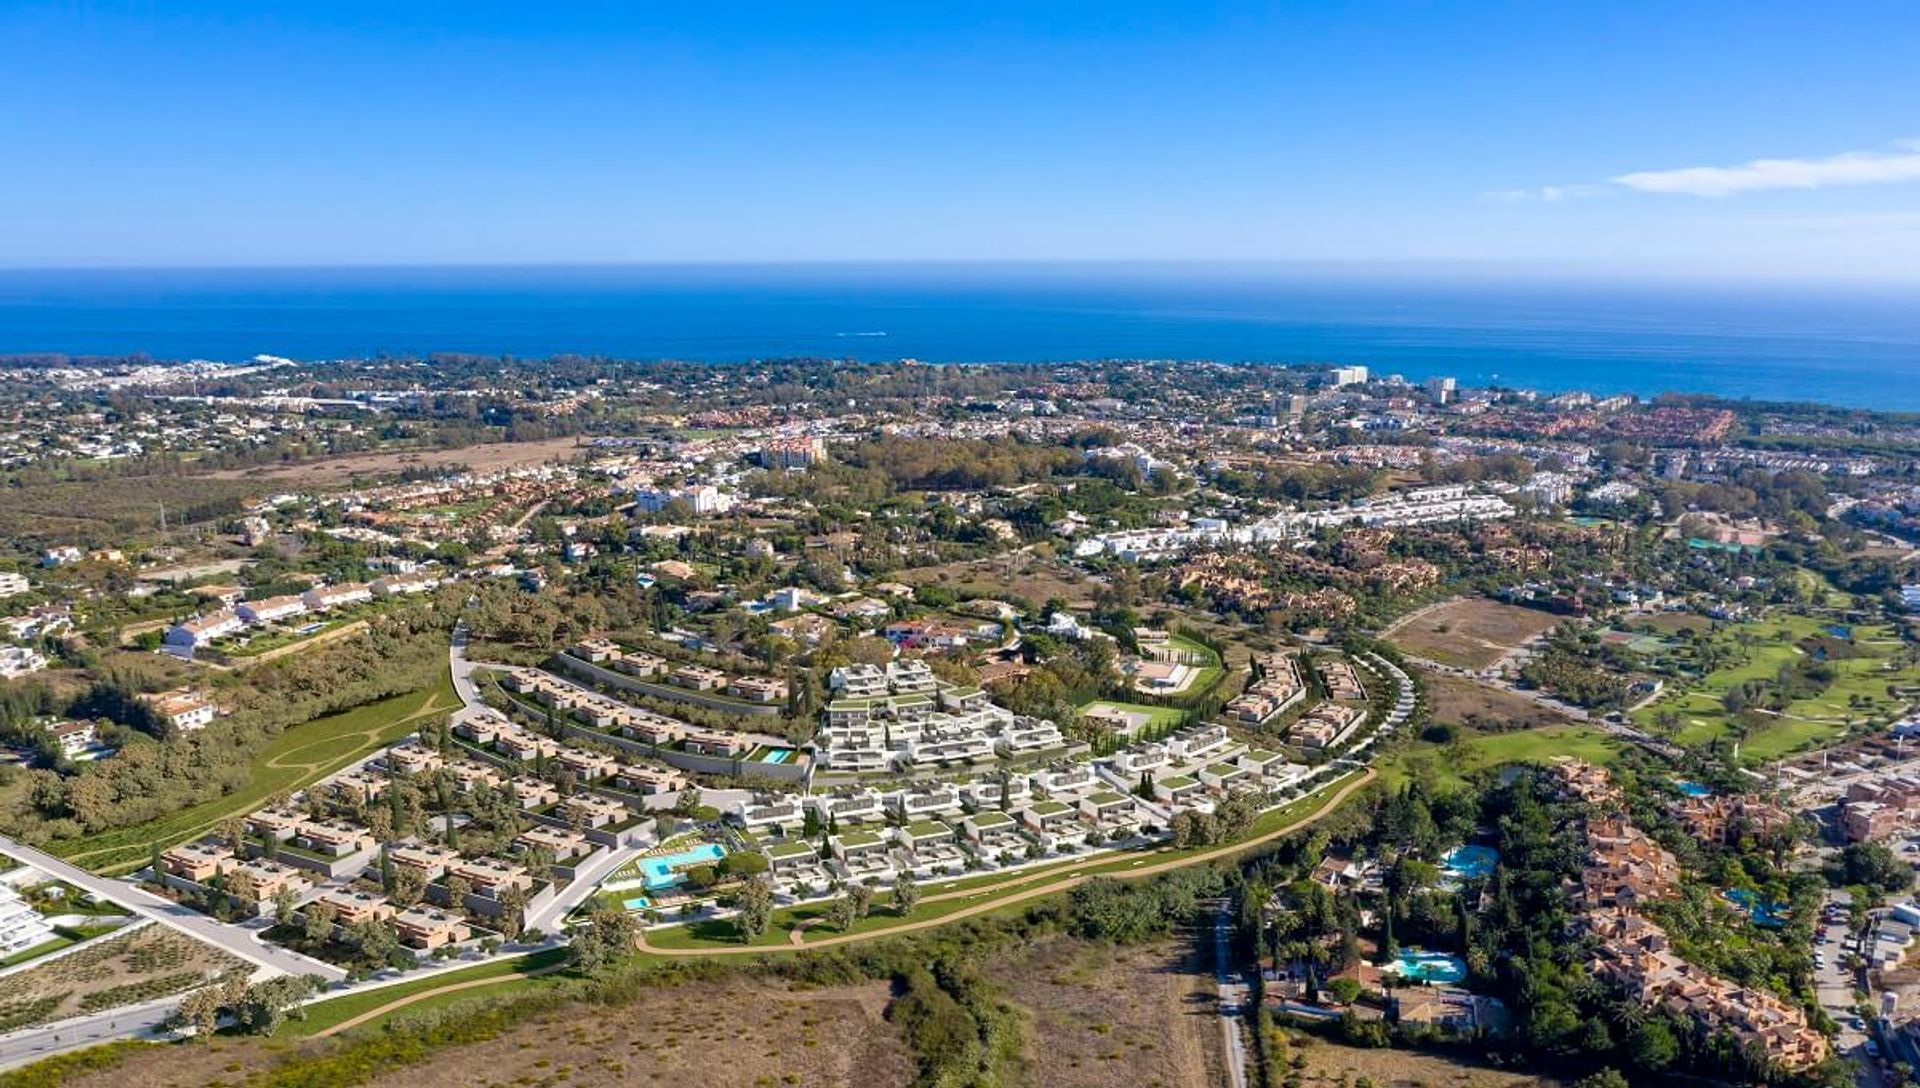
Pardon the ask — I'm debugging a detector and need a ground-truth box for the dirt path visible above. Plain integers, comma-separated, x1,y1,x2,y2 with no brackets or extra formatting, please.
311,960,572,1039
1377,597,1461,639
238,620,370,666
637,768,1377,957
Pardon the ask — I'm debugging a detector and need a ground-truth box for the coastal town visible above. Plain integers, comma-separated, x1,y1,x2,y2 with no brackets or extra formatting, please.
4,355,1920,1087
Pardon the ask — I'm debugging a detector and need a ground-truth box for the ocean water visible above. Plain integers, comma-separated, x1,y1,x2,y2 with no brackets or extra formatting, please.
1,265,1917,409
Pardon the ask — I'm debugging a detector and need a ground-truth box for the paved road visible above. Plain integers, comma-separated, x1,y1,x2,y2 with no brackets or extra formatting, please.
0,996,178,1071
0,836,344,982
1211,900,1250,1088
450,621,483,712
1811,887,1889,1088
525,839,647,934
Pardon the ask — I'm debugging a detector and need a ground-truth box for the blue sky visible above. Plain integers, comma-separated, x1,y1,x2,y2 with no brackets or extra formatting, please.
4,1,1919,277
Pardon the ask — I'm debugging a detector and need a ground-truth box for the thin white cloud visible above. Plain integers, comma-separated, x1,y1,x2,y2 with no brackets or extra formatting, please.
1493,139,1920,203
1614,139,1920,197
1484,184,1600,203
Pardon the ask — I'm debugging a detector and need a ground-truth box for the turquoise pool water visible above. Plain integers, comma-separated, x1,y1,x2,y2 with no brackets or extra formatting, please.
1724,888,1789,929
1388,950,1467,984
623,896,652,910
1440,844,1497,880
641,843,727,890
1675,780,1712,798
762,748,792,764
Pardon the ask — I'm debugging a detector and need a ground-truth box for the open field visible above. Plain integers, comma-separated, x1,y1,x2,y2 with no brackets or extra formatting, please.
1386,598,1562,671
1638,611,1713,636
1630,613,1920,763
44,977,914,1088
1378,723,1625,787
46,671,458,874
895,550,1103,610
199,435,586,485
1419,669,1579,732
0,476,265,541
0,926,243,1033
1283,1035,1567,1088
987,933,1220,1088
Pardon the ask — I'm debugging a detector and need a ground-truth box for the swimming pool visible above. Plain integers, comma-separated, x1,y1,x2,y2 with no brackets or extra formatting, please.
1440,844,1498,880
1386,950,1467,984
1723,888,1789,929
761,748,792,764
623,895,652,910
1675,780,1713,798
640,843,727,890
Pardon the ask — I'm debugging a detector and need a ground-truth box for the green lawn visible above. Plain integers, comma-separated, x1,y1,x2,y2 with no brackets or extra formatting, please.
0,934,75,968
1629,613,1920,763
1378,724,1626,787
50,671,458,875
287,947,570,1036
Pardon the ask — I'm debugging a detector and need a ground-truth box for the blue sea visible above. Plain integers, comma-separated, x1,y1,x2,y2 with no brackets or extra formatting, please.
1,264,1917,410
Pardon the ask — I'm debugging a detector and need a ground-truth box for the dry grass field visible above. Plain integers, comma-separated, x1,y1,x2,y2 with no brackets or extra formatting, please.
60,978,913,1088
987,933,1221,1088
201,435,586,486
1419,669,1578,732
897,550,1103,611
1387,599,1563,671
0,926,245,1033
1284,1035,1568,1088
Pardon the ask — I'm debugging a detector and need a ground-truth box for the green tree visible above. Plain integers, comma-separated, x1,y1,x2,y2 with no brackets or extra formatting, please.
567,905,638,975
826,895,857,932
894,873,920,916
231,975,323,1035
734,876,773,942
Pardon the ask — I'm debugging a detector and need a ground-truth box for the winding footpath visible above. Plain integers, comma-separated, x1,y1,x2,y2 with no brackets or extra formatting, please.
310,960,572,1040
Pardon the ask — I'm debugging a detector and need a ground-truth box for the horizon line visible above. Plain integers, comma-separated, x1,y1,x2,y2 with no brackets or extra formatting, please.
0,258,1917,290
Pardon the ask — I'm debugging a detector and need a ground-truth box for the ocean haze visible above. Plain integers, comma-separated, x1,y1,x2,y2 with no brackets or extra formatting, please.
0,264,1916,410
